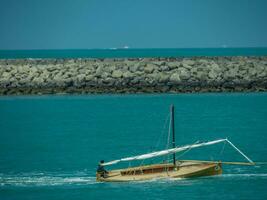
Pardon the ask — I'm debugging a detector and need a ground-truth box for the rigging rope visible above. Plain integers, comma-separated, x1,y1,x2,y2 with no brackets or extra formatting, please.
164,112,172,163
153,113,170,151
220,140,226,155
150,112,170,164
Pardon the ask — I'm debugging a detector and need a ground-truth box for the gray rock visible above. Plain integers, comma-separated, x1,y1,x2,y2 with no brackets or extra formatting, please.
209,62,221,71
182,59,195,66
208,70,218,79
123,71,134,79
169,73,181,83
128,63,139,73
101,72,110,79
160,65,170,71
152,61,165,66
224,68,239,79
85,75,94,81
1,72,10,78
32,77,45,87
131,76,142,84
102,77,115,85
29,67,38,74
104,65,116,73
178,68,191,80
181,63,192,69
95,65,104,76
198,59,210,65
144,64,156,73
46,66,57,72
76,74,86,82
168,62,179,69
147,73,161,82
1,57,267,94
196,72,208,81
254,63,265,74
159,73,170,83
112,70,123,78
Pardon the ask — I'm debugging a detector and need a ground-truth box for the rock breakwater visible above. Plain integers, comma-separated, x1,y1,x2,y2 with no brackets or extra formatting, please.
0,57,267,95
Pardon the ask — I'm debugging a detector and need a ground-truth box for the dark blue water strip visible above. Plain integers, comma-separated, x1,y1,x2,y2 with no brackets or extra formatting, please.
0,48,267,59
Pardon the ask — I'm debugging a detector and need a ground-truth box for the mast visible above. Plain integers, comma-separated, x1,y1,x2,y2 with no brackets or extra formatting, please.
171,104,176,165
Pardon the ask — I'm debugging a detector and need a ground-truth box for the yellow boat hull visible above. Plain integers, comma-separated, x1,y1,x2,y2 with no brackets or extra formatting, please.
96,161,222,182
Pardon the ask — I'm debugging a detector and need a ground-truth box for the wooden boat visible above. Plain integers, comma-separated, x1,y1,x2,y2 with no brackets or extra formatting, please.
96,105,254,182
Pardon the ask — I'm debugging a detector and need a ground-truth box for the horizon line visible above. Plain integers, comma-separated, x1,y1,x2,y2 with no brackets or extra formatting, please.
1,47,267,51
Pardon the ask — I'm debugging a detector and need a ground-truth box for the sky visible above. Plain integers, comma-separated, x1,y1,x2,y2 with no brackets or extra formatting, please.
0,0,267,49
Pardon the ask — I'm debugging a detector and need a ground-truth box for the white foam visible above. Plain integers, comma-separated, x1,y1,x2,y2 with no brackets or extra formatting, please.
221,173,267,178
0,172,97,187
1,173,267,187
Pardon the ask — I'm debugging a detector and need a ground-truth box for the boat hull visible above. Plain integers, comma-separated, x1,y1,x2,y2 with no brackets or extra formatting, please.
96,161,222,182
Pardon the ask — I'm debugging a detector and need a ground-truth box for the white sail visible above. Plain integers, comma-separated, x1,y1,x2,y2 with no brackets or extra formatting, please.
102,139,227,166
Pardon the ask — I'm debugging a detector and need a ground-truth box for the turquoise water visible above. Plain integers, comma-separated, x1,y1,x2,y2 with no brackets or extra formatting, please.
0,48,267,59
0,93,267,200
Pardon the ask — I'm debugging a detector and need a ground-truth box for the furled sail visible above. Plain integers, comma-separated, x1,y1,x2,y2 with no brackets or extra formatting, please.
101,139,227,166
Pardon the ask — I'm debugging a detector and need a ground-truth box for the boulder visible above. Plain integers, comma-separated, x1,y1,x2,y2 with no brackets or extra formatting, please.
182,59,195,66
168,62,179,69
152,61,165,66
32,77,45,87
76,74,86,82
160,65,170,71
29,67,38,74
46,65,57,72
196,72,208,81
0,78,11,87
123,71,134,79
128,63,140,73
254,63,265,74
104,65,116,73
1,72,10,79
144,64,156,73
102,77,115,85
131,76,142,84
224,68,239,79
147,73,161,82
208,71,218,79
101,72,110,79
95,65,104,76
53,74,64,83
112,70,123,78
198,59,210,65
159,73,170,83
178,68,191,80
85,75,94,81
209,62,221,71
181,63,192,69
169,73,181,83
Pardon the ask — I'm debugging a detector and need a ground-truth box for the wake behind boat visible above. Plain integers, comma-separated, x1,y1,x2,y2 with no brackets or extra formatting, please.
96,105,255,182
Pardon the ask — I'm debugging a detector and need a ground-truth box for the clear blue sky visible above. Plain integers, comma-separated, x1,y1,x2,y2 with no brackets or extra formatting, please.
0,0,267,49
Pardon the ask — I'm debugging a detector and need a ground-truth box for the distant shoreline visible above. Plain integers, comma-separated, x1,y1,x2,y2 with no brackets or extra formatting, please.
0,56,267,95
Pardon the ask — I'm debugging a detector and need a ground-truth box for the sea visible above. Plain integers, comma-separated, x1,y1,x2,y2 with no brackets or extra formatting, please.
0,93,267,200
0,47,267,59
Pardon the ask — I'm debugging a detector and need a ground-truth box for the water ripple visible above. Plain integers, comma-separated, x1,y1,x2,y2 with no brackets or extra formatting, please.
1,172,267,187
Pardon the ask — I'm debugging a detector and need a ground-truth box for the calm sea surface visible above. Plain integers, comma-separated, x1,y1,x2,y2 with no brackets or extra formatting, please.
0,48,267,59
0,93,267,200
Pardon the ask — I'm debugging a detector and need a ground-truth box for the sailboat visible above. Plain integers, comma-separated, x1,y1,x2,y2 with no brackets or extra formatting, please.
96,105,255,182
